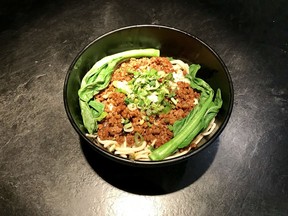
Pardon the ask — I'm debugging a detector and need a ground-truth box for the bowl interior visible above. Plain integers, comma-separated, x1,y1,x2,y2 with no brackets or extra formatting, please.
64,25,233,166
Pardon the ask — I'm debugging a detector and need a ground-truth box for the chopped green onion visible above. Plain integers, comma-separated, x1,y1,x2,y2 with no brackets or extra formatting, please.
171,97,177,105
123,122,133,132
127,103,137,111
134,132,144,147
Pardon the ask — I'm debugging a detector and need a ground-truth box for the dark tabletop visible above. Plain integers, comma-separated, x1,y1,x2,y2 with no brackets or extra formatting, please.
1,0,288,215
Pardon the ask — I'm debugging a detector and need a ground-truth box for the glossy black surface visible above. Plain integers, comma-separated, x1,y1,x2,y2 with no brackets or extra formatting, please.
64,25,233,167
1,0,287,215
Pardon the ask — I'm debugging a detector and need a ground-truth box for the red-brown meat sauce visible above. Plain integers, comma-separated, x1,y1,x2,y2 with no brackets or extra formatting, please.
95,57,200,148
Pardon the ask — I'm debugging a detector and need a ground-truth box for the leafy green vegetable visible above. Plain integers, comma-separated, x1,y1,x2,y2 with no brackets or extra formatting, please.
149,64,222,161
78,49,160,134
177,89,222,149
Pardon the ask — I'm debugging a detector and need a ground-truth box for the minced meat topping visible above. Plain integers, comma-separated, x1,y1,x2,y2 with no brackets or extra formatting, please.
95,57,200,148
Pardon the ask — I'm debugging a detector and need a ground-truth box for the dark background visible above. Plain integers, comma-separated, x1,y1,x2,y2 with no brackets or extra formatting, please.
1,0,287,215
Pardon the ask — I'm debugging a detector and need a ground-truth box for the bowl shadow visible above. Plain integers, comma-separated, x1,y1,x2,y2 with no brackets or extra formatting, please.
80,137,219,195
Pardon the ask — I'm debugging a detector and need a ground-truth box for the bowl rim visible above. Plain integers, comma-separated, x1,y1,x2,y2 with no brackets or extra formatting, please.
63,24,234,167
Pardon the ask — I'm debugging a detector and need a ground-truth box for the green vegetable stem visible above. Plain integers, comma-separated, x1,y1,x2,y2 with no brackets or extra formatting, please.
78,49,160,134
149,64,222,161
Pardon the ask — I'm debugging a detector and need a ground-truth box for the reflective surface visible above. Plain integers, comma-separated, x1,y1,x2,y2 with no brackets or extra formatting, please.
1,0,287,215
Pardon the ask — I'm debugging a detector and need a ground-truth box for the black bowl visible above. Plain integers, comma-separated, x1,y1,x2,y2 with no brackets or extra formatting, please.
63,25,234,167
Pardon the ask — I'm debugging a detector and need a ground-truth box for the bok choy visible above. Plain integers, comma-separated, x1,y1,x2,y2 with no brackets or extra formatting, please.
78,49,160,134
149,64,222,161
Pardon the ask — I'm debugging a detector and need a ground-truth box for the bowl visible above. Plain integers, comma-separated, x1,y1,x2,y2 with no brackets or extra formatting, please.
63,25,234,167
